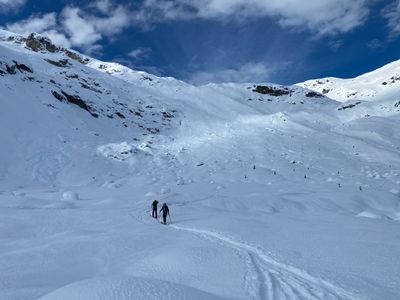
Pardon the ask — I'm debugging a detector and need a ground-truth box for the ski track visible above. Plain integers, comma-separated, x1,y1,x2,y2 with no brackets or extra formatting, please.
170,225,366,300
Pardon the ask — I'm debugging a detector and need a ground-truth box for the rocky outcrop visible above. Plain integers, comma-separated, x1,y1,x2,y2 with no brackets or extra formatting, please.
52,90,99,118
45,59,71,68
305,91,324,98
252,85,292,96
382,75,400,86
26,33,59,53
0,60,33,75
25,33,89,65
63,49,89,65
338,101,361,111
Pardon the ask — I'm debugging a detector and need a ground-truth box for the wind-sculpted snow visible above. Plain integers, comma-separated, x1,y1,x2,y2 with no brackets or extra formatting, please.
38,276,227,300
1,30,400,300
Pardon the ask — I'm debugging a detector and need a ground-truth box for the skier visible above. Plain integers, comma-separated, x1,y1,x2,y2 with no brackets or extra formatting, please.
151,200,159,218
159,203,170,225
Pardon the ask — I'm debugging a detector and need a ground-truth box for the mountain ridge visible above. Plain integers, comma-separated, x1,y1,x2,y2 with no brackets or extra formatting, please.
297,58,400,102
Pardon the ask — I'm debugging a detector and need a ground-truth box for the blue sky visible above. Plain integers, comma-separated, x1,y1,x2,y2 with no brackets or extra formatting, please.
1,0,400,85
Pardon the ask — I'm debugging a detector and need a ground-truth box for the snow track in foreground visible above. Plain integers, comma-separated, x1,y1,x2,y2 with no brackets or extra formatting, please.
170,225,366,300
38,276,227,300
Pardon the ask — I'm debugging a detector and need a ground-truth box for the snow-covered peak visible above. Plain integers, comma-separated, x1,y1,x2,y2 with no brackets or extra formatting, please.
297,59,400,102
0,29,188,89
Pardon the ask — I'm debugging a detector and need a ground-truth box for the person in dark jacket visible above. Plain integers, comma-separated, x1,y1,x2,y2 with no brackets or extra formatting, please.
159,203,170,224
151,200,159,218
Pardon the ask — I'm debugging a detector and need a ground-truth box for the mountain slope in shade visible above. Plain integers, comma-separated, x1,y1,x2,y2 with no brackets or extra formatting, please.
1,30,400,300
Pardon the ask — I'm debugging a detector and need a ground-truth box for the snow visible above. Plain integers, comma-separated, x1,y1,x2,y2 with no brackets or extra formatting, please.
62,191,79,201
38,276,227,300
298,58,400,103
1,30,400,300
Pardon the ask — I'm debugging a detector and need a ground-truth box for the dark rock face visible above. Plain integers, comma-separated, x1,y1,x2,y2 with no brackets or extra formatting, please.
115,112,125,119
51,90,65,101
45,59,70,68
25,33,89,65
338,101,361,111
141,75,153,81
161,111,174,118
52,90,98,118
0,60,33,75
14,62,33,73
63,49,89,65
382,76,400,86
305,91,324,98
26,33,59,53
147,127,160,134
252,85,291,96
5,64,16,75
322,88,330,94
64,73,103,94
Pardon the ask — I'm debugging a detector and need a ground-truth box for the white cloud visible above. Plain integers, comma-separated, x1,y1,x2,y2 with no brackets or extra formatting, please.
382,0,400,39
92,0,113,14
5,13,71,48
189,62,285,85
6,13,57,35
4,0,131,53
128,47,151,60
0,0,26,13
61,6,102,48
92,6,130,36
134,0,371,36
43,29,72,48
367,39,384,49
60,1,130,51
329,40,343,52
2,0,374,55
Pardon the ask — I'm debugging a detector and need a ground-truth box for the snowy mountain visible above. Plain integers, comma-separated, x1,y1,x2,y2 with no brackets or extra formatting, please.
1,30,400,300
0,29,334,187
298,60,400,102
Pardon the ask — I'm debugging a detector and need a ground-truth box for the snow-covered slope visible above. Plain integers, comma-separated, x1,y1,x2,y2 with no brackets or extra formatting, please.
298,60,400,102
1,30,400,300
0,30,335,187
